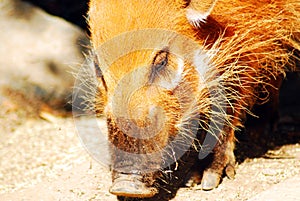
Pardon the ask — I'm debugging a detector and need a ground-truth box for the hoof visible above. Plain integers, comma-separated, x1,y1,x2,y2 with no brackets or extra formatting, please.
109,174,158,198
225,164,236,180
201,171,220,190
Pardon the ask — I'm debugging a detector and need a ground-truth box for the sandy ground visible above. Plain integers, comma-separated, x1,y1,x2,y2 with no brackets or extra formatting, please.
0,114,299,201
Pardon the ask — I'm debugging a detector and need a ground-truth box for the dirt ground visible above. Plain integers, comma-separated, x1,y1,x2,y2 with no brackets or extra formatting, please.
0,109,299,201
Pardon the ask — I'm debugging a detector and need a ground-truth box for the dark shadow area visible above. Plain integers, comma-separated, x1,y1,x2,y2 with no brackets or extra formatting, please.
22,0,89,30
235,71,300,162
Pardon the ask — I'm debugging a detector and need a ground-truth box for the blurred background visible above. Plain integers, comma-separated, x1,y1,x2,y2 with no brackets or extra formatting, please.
0,0,93,196
0,0,91,125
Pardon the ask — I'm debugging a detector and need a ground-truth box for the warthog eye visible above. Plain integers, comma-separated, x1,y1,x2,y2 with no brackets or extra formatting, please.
149,48,169,83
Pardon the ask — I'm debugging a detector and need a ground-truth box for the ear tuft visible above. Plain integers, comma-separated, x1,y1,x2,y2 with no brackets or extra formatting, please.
186,8,209,28
186,0,218,28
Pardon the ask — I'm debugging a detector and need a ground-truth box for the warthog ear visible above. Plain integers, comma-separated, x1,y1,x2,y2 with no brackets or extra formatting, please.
185,0,218,27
